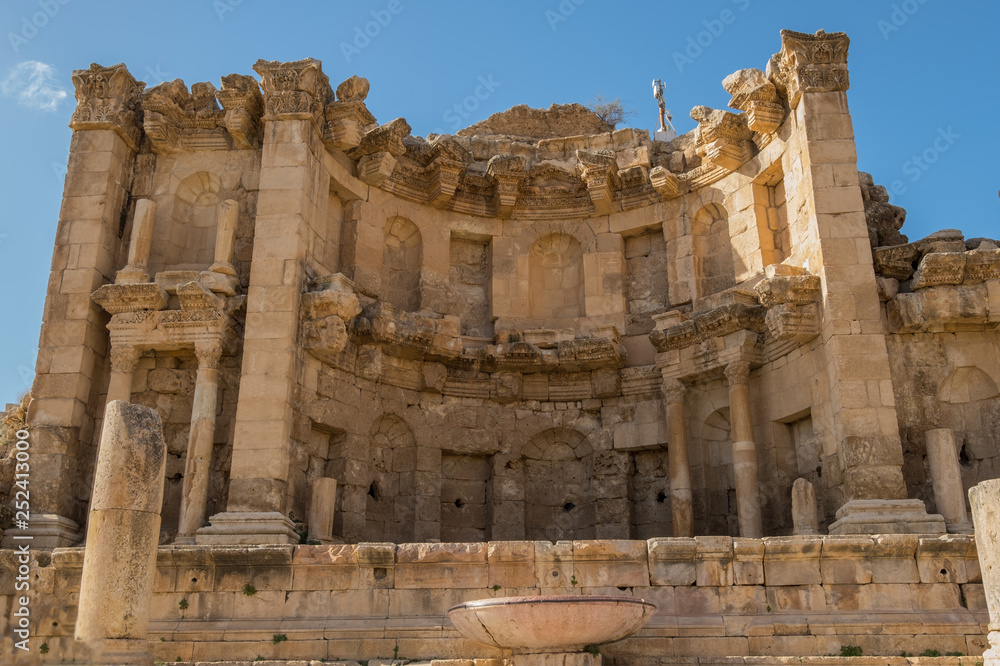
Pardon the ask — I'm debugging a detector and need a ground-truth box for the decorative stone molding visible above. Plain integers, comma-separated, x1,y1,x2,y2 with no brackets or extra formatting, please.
177,280,227,310
347,117,411,161
91,282,168,314
649,166,680,199
216,73,264,150
252,58,332,129
769,29,850,109
722,68,785,135
887,282,999,333
576,149,619,215
649,302,766,353
70,63,145,150
690,106,753,172
300,274,363,362
755,266,822,343
142,79,229,154
323,75,377,152
486,154,526,217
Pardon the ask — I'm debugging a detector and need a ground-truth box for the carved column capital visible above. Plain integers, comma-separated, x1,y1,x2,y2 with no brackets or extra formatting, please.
195,341,223,370
109,345,141,374
661,378,687,404
252,58,331,129
770,29,850,108
724,360,752,386
70,63,145,151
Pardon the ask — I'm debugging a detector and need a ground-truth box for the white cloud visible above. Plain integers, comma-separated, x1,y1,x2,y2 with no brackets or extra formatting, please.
1,61,68,112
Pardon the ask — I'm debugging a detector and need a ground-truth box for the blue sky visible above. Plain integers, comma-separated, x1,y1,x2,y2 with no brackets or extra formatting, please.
0,0,997,402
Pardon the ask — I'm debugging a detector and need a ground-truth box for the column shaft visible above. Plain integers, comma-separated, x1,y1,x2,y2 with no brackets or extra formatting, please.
177,346,221,540
727,362,763,538
663,379,693,537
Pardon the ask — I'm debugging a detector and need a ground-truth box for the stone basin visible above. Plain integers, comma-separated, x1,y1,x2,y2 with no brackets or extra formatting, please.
448,595,656,653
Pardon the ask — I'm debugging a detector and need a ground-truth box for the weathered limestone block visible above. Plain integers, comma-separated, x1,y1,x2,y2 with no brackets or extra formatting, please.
394,542,488,589
870,533,920,583
763,536,822,586
488,541,535,589
348,117,412,161
970,479,1000,665
821,536,873,584
695,535,734,586
916,534,976,584
76,401,166,663
911,252,968,290
647,537,697,586
323,75,375,151
216,73,264,149
733,538,764,585
572,540,649,588
291,544,359,591
888,283,990,333
649,166,680,199
535,540,574,589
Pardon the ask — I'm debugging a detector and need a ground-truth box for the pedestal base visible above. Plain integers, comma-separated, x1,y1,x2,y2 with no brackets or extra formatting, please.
512,652,601,666
0,513,81,548
195,511,299,545
828,499,946,535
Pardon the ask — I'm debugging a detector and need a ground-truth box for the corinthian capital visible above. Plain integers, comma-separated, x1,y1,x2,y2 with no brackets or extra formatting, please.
252,58,331,129
661,378,687,404
195,340,223,370
769,29,850,109
70,63,145,150
724,360,752,386
109,345,141,374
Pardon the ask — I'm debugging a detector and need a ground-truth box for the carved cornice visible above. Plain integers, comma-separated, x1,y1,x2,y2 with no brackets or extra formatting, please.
217,73,264,150
576,149,619,215
347,117,411,160
649,302,766,353
690,106,753,172
91,282,168,314
771,29,850,108
142,79,230,154
486,154,526,216
323,75,376,152
754,274,822,308
723,68,786,135
70,63,145,151
252,58,332,129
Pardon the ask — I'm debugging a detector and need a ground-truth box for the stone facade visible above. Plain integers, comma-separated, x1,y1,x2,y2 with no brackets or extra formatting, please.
1,28,999,664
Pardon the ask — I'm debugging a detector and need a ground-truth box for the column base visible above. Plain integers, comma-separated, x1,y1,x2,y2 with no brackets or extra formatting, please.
828,499,946,535
0,513,81,548
946,521,975,534
194,511,299,545
76,638,153,665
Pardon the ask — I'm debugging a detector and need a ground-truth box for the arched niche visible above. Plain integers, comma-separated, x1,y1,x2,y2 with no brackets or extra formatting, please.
149,171,223,273
364,413,417,542
692,203,735,299
528,233,585,319
522,428,594,540
382,216,422,311
692,407,738,537
937,366,1000,498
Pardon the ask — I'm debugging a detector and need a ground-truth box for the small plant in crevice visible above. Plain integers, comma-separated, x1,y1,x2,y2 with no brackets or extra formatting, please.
393,642,399,660
840,645,862,657
39,643,49,654
946,652,964,657
570,574,578,586
492,584,501,591
178,598,189,611
243,583,257,596
584,644,601,657
272,633,288,644
919,649,942,657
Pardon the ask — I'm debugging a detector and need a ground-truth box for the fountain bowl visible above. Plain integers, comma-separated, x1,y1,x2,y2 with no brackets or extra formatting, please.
448,595,656,652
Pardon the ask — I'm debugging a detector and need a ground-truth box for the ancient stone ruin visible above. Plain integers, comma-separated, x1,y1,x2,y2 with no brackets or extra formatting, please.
1,27,999,665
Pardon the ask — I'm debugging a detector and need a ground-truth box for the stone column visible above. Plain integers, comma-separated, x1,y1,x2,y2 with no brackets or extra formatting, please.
662,379,694,537
75,401,165,663
8,63,144,549
726,361,763,538
792,477,820,535
926,428,973,533
107,345,140,405
210,198,239,276
307,477,337,544
970,479,1000,666
176,341,223,542
200,59,332,544
116,198,156,284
